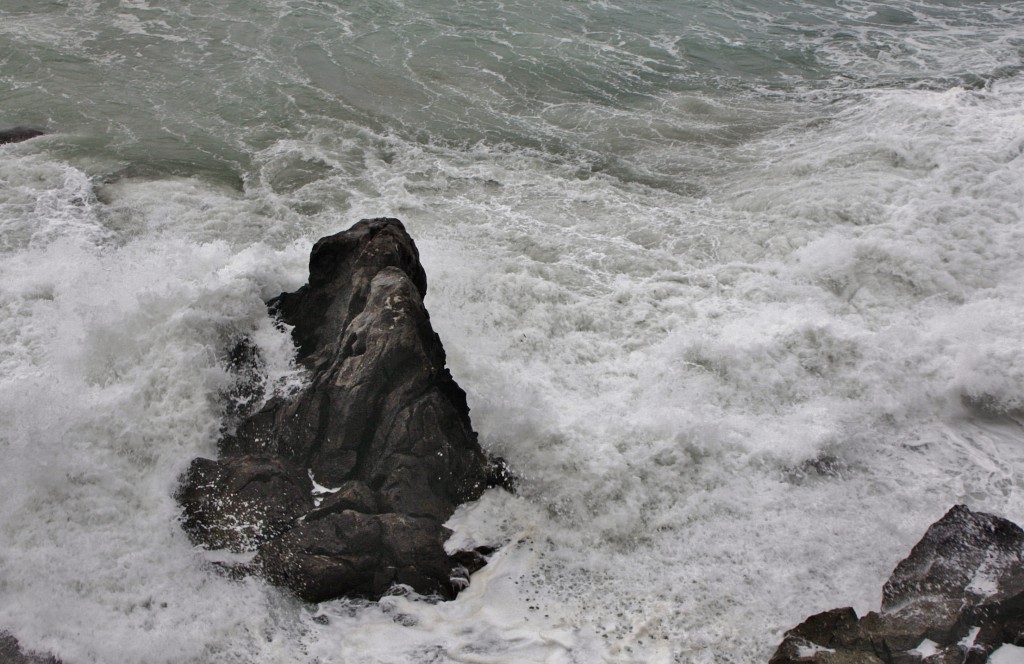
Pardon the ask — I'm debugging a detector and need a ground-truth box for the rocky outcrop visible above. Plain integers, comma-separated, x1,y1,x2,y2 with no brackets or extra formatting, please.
0,127,44,145
771,505,1024,663
178,218,507,601
178,455,314,552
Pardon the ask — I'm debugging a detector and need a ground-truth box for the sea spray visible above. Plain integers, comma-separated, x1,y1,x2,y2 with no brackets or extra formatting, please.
2,0,1024,661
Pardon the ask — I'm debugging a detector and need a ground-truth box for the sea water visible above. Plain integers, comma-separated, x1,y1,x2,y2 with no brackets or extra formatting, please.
1,0,1023,661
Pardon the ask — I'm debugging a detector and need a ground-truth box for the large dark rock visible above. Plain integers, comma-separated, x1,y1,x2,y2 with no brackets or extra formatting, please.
255,510,462,602
177,455,313,552
221,219,488,517
0,127,44,145
179,218,498,602
770,505,1024,663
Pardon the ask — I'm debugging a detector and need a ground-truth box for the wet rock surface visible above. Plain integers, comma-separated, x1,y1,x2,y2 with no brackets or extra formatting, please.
771,505,1024,663
0,127,44,145
255,510,461,603
177,455,314,552
178,218,498,601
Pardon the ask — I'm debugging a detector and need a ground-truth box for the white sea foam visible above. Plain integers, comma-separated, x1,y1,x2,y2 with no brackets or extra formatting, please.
0,169,314,661
2,0,1024,661
991,643,1024,664
4,76,1024,661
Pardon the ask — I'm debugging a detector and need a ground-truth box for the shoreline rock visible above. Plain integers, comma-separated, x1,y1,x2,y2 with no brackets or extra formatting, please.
179,218,507,601
771,505,1024,663
0,127,44,145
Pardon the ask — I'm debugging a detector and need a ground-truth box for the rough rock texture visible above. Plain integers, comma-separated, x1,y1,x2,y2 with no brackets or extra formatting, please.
255,511,461,603
221,337,268,426
179,218,501,601
177,455,313,552
0,127,44,145
770,505,1024,663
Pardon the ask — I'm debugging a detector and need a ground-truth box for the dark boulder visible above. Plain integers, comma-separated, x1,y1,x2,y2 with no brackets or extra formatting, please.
0,127,44,145
177,455,313,552
255,510,464,602
222,219,488,518
770,505,1024,663
179,218,499,602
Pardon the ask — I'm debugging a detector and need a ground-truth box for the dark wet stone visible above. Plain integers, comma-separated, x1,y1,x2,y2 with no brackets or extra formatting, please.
770,505,1024,663
307,480,380,520
883,505,1024,613
0,127,44,145
179,218,507,602
177,455,313,552
232,219,489,518
255,511,458,603
486,455,518,492
270,217,428,363
222,336,267,426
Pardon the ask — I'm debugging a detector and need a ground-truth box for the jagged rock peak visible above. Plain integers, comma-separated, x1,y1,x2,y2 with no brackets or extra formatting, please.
226,217,488,507
271,217,428,363
178,218,501,603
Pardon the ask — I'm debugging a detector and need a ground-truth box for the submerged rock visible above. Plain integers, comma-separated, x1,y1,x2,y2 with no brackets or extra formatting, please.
0,632,61,664
0,127,44,145
770,505,1024,663
179,218,498,601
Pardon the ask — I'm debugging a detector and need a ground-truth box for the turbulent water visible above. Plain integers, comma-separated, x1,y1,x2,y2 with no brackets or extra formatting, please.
1,0,1024,661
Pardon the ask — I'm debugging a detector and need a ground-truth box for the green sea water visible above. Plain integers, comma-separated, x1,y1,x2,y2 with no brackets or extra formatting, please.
3,0,1018,192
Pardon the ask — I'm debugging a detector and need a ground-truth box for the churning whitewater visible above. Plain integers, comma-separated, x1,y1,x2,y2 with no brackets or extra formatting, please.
1,0,1023,662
